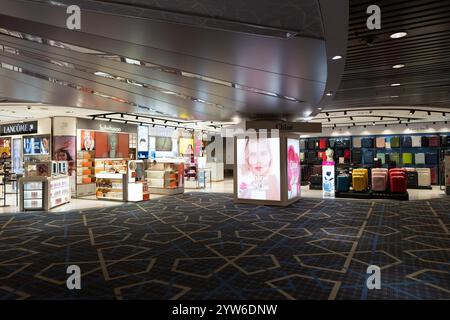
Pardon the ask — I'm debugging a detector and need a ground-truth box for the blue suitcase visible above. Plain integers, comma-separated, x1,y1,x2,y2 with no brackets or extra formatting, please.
337,175,350,192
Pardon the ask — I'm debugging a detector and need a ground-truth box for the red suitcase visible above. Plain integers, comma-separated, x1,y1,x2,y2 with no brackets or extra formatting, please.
389,169,407,193
319,138,328,150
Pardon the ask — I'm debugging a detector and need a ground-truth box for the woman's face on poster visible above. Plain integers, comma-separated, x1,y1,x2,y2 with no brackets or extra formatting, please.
246,139,271,176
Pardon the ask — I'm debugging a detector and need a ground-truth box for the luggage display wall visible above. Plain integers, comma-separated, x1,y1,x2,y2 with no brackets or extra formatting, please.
300,133,450,185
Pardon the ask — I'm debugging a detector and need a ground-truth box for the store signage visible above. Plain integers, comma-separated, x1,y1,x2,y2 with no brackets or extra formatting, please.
245,121,321,133
77,118,136,133
99,124,122,132
0,121,38,136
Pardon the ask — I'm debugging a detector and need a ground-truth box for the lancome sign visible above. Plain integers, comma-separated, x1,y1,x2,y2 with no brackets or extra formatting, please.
1,121,38,136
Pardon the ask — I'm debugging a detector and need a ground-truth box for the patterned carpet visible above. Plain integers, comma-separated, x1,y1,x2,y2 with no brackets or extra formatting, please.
0,193,449,300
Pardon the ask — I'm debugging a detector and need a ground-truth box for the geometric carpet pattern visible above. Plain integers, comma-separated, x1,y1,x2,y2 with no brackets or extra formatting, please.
0,193,449,300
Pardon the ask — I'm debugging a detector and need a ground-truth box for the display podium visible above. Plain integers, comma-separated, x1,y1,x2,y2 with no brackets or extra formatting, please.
233,132,301,207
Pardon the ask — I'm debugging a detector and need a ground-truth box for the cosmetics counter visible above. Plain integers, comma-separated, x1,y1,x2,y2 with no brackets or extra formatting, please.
94,159,148,202
19,161,71,211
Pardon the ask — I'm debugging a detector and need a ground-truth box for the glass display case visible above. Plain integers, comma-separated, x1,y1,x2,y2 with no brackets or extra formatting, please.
94,159,128,201
23,181,44,211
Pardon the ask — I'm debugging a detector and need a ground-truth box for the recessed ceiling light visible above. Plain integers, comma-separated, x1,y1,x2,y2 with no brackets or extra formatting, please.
326,92,333,96
390,32,407,39
390,83,401,87
331,55,342,60
390,95,399,98
392,64,405,69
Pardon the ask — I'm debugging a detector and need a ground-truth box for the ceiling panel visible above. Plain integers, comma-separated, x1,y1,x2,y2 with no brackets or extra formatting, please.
330,0,450,110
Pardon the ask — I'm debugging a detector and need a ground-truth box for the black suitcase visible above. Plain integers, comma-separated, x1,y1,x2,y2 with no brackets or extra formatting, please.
407,171,418,188
352,149,362,164
308,139,318,150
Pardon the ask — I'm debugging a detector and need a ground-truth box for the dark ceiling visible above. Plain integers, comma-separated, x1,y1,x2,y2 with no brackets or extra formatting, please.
0,0,347,121
331,0,450,110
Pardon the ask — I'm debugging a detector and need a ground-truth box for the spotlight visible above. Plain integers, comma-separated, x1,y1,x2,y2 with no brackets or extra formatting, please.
406,123,408,127
350,116,354,121
120,113,124,118
428,111,431,116
445,121,448,124
353,123,356,127
443,112,447,117
385,124,387,127
390,32,407,39
332,55,342,60
348,126,350,129
140,122,143,126
109,118,112,122
124,120,128,124
409,110,415,115
151,118,155,122
364,125,366,128
92,116,96,120
328,118,331,122
326,112,330,116
344,111,347,115
152,124,155,127
433,122,436,125
164,120,168,124
372,122,376,126
135,115,139,120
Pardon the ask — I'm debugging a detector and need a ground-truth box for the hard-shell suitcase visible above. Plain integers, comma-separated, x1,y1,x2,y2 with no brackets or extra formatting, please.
407,170,418,188
344,149,351,160
372,173,388,192
441,135,450,147
353,174,367,191
402,136,412,148
300,140,306,150
431,167,438,185
376,153,386,164
390,153,400,164
428,136,440,147
376,137,385,148
319,138,328,150
352,169,368,191
415,153,425,164
425,152,438,164
390,136,400,148
402,153,413,165
372,169,388,192
362,138,374,148
417,168,431,187
352,150,362,164
363,150,374,164
390,175,407,193
308,139,318,150
337,175,350,192
412,136,422,147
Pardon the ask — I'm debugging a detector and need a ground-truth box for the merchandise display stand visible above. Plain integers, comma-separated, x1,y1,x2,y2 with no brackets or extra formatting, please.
145,158,184,195
19,161,71,211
